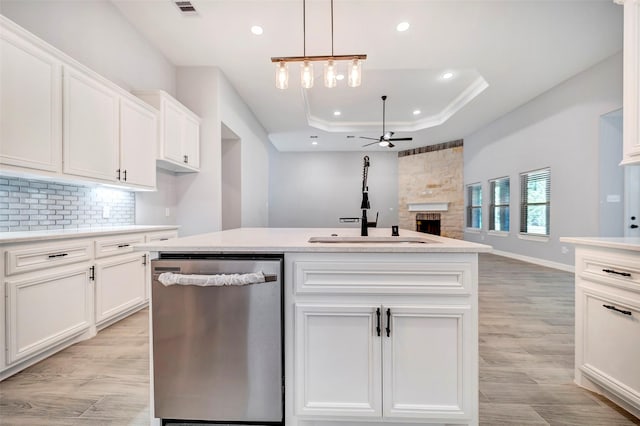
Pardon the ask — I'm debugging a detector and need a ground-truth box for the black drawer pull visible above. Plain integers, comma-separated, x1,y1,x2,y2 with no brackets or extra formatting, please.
159,238,169,241
603,304,632,316
48,253,68,258
117,244,130,248
602,268,631,277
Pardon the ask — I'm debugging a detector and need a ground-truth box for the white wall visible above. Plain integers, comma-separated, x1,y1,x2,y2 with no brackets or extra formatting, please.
170,67,271,236
0,0,176,95
269,151,399,228
464,52,623,266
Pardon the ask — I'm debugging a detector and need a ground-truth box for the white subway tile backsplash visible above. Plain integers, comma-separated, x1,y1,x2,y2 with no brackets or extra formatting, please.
0,176,135,231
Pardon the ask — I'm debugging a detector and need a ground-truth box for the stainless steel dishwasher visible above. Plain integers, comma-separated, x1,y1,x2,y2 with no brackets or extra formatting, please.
151,254,284,425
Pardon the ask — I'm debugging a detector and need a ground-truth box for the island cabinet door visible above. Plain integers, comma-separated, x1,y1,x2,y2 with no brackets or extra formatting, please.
294,304,382,418
382,305,474,422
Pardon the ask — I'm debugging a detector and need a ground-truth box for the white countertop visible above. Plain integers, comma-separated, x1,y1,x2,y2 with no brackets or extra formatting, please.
135,227,492,254
0,225,179,244
560,236,640,252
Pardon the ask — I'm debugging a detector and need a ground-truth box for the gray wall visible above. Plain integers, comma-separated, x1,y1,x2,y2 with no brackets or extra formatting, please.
599,110,624,237
464,52,623,266
269,151,399,228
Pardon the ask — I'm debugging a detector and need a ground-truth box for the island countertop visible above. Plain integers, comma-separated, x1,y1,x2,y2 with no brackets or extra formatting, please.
135,227,492,253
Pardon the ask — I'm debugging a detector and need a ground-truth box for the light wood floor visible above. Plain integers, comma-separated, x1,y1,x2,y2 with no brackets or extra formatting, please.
1,254,639,425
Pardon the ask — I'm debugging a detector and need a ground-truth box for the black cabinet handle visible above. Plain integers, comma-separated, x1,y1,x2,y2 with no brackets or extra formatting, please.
117,244,130,248
48,253,68,258
116,168,121,180
602,268,631,277
142,254,147,265
123,169,127,181
183,155,188,164
603,304,632,316
89,266,95,281
376,308,381,337
385,308,391,337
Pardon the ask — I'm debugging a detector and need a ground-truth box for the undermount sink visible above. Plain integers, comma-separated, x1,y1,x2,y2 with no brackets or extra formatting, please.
308,236,440,244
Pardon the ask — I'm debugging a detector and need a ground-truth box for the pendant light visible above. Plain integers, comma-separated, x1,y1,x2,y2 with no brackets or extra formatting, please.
271,0,366,89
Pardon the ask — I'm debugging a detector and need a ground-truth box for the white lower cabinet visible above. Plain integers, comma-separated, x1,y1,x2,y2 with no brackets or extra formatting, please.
94,252,147,327
5,264,92,364
288,252,479,425
295,303,472,422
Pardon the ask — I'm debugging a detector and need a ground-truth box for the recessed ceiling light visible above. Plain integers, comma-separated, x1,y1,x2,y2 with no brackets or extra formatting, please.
336,74,345,81
251,25,263,35
396,22,410,32
442,72,454,79
413,109,421,115
333,111,341,116
311,141,318,145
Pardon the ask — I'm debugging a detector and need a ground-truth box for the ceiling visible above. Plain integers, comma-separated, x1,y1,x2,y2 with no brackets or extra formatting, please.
110,0,623,152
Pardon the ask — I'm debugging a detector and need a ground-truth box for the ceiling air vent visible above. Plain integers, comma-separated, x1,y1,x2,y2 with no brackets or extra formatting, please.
174,1,198,16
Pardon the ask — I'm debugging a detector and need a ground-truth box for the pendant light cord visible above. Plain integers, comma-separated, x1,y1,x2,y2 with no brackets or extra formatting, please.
303,0,306,57
331,0,334,56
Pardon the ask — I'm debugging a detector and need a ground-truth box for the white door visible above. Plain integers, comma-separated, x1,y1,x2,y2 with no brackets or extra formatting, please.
162,100,185,164
120,97,157,189
5,265,92,364
183,114,200,169
0,29,62,172
63,67,119,182
625,165,640,237
294,304,382,418
382,305,473,422
95,252,146,325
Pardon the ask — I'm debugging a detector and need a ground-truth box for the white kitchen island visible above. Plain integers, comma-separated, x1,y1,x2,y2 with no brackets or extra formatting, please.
139,227,491,426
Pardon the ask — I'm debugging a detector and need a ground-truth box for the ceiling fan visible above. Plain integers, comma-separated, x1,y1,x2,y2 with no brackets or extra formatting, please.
361,95,413,148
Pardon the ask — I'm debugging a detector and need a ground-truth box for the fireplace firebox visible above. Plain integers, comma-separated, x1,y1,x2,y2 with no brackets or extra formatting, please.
416,212,441,236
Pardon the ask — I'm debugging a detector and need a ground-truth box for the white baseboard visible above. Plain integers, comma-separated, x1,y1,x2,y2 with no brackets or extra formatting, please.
490,249,575,273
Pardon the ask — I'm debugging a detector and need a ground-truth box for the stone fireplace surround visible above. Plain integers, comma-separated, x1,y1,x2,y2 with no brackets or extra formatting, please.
398,140,464,240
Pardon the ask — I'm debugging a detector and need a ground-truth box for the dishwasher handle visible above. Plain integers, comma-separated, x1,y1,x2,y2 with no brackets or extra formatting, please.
155,271,276,287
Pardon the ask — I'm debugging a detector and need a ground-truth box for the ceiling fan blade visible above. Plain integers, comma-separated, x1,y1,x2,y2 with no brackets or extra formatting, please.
359,136,380,141
362,141,379,147
389,137,413,141
388,142,395,148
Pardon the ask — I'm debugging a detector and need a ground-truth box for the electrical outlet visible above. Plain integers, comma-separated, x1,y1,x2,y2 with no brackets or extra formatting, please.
561,246,569,254
165,208,171,217
102,206,110,219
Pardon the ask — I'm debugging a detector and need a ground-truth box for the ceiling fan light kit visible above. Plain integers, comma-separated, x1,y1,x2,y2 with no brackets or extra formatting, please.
271,0,366,89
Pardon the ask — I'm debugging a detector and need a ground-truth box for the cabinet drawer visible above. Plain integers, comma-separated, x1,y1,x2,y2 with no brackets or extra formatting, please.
146,230,178,243
5,240,92,276
579,289,640,406
94,234,145,259
578,251,640,294
293,261,471,295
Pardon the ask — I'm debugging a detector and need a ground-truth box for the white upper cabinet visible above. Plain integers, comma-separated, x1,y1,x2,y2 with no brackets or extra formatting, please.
134,90,201,172
120,97,157,189
0,22,62,173
619,0,640,165
63,67,120,182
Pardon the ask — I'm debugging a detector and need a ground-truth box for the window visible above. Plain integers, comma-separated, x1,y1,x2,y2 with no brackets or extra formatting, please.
520,168,550,236
466,183,482,229
489,177,510,232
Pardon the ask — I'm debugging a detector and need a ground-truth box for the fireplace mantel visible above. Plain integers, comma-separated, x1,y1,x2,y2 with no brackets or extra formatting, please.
407,202,449,212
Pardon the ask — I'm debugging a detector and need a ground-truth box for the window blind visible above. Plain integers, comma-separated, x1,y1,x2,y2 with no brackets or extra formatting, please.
466,183,482,229
520,168,550,235
489,177,510,231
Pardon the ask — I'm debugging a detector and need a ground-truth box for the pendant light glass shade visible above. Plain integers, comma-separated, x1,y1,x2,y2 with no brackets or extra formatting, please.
324,60,337,88
275,62,289,90
301,61,314,88
348,59,362,87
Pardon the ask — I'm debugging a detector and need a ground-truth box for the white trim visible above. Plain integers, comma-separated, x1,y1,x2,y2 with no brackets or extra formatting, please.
487,230,509,237
491,249,575,273
464,228,481,234
518,233,550,242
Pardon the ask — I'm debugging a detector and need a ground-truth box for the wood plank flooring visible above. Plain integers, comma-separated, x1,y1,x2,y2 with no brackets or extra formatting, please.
1,253,639,425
